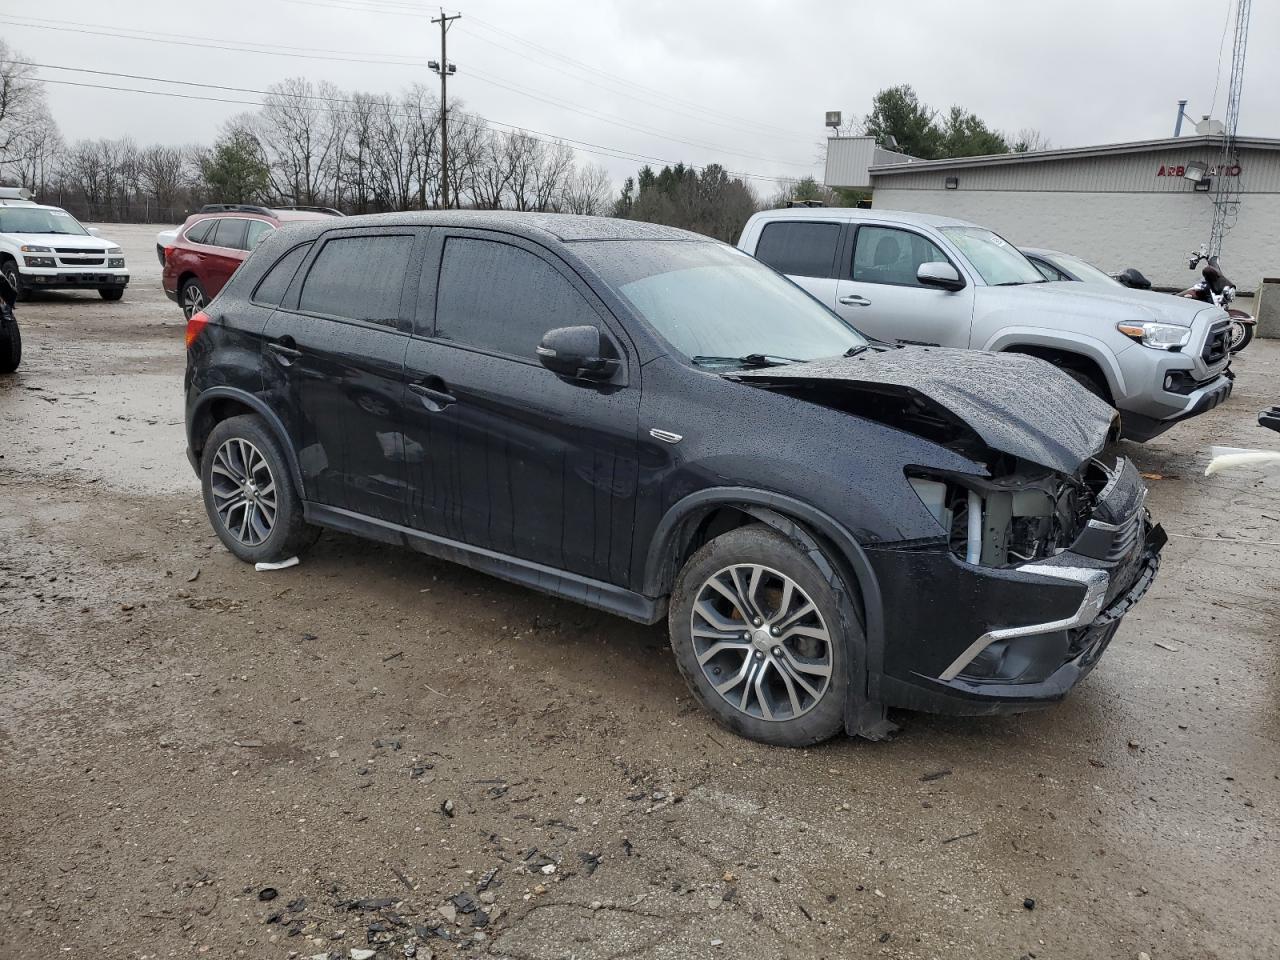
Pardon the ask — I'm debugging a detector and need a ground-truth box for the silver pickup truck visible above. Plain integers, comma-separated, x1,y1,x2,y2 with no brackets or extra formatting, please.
738,208,1233,441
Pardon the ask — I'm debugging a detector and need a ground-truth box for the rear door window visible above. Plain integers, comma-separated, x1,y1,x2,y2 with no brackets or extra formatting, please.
253,242,313,307
211,217,249,250
298,234,413,325
754,221,841,278
245,220,275,251
852,226,951,287
433,237,599,360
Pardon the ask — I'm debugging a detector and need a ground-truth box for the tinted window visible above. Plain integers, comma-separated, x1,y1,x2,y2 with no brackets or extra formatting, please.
253,242,313,306
245,220,275,251
435,237,598,359
186,219,215,244
299,234,412,324
211,218,249,250
852,226,951,287
754,221,840,278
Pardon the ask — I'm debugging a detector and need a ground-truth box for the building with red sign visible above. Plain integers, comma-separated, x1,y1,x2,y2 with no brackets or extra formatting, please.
824,134,1280,292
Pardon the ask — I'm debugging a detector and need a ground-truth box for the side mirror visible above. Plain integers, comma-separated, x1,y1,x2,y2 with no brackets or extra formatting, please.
536,325,619,382
87,227,102,237
917,261,965,291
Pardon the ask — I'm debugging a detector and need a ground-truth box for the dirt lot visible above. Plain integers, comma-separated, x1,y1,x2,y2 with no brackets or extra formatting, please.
1,223,1278,960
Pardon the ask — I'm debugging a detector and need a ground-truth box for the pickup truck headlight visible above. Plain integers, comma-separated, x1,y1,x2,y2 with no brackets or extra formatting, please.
1116,321,1191,350
109,257,126,268
20,244,53,253
24,256,56,268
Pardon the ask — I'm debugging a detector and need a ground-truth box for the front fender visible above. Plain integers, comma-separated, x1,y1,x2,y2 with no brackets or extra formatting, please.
981,326,1129,399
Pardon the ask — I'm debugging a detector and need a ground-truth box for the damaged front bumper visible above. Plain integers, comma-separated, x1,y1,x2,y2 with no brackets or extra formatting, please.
867,458,1165,716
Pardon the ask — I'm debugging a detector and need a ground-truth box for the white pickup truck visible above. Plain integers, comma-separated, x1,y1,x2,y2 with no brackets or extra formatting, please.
0,188,129,301
738,207,1234,442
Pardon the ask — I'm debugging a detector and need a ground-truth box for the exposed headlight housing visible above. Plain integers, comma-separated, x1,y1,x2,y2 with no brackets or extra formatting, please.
20,244,52,253
1116,321,1191,350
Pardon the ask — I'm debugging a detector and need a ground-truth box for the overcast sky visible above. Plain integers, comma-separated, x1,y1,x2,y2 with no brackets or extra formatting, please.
4,0,1277,191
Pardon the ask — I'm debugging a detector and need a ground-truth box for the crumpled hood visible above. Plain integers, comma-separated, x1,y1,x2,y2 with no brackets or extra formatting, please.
990,282,1221,327
4,233,112,251
735,346,1115,474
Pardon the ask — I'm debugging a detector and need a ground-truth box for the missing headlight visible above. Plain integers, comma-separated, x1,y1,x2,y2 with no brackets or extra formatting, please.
907,466,1094,567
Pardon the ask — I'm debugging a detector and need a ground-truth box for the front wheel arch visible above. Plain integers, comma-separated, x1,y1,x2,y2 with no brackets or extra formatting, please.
1001,344,1116,405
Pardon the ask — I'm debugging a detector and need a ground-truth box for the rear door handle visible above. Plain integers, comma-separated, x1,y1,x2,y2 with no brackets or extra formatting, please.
838,295,872,307
266,338,302,365
409,379,456,411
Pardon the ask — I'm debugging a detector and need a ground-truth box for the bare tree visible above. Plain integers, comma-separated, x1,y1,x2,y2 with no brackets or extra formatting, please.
559,163,613,215
0,42,49,166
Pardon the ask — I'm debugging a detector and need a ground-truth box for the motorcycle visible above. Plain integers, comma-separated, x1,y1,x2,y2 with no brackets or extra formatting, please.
1182,249,1256,354
1114,267,1153,290
0,267,19,373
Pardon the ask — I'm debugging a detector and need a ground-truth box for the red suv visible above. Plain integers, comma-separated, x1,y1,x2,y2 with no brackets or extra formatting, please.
163,205,341,318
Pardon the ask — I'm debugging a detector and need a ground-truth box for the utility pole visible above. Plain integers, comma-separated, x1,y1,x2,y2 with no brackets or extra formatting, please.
430,10,461,209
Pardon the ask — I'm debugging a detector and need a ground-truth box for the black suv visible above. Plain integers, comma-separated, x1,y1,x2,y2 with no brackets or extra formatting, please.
184,213,1164,746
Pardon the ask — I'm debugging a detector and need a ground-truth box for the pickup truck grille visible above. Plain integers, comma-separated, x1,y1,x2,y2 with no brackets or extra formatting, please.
57,256,105,266
1202,320,1231,365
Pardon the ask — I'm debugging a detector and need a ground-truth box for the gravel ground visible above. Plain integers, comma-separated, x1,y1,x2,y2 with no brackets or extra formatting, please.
1,223,1278,960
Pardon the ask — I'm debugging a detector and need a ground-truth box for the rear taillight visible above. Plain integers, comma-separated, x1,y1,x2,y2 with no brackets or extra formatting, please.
185,310,209,349
163,246,173,262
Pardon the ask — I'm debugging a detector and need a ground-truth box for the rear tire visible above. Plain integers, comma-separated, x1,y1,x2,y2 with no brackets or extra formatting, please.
200,414,319,565
99,287,125,301
180,278,208,320
0,319,20,374
1228,319,1253,353
668,524,852,747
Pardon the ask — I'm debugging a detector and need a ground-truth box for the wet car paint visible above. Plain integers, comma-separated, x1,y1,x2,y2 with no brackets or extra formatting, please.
185,212,1161,725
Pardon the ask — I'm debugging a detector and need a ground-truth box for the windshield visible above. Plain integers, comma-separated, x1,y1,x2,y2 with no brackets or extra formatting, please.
940,226,1044,286
575,240,866,367
0,207,90,237
1054,253,1119,286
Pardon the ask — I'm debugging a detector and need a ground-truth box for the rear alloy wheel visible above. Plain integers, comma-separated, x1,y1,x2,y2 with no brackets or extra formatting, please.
200,414,318,564
669,525,850,747
180,278,207,320
1228,319,1253,353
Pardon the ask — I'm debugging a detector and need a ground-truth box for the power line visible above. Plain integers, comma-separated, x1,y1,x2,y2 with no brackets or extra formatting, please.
17,71,792,183
0,15,811,170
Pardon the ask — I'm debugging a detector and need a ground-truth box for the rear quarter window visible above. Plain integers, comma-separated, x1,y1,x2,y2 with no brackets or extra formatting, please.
211,218,249,250
252,242,313,307
754,221,841,279
185,219,215,244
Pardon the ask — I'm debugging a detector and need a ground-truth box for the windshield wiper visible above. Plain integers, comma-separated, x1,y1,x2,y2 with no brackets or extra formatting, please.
993,279,1046,286
692,353,801,368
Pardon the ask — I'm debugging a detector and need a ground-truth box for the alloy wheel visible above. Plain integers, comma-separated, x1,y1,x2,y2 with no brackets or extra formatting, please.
182,284,206,320
1228,319,1248,350
209,438,277,546
690,563,833,721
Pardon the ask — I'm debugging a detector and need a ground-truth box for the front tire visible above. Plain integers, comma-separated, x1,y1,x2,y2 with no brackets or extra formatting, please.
668,524,852,747
99,287,125,301
1,261,26,303
0,319,20,374
200,415,318,564
1228,319,1254,353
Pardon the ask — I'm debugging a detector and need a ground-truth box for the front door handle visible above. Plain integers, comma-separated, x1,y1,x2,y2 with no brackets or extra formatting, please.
409,379,456,411
266,338,301,365
838,295,872,307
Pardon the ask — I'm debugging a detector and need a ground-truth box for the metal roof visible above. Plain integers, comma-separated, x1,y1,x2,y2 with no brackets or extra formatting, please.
869,134,1280,176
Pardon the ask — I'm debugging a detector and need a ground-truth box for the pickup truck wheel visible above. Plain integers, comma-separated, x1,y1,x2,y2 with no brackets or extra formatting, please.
0,318,20,373
669,524,849,747
200,415,319,564
99,288,125,301
180,279,207,320
1061,366,1107,401
1,261,26,303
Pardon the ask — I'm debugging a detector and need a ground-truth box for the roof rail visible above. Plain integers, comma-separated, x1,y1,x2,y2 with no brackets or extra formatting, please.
274,205,345,217
199,203,274,215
